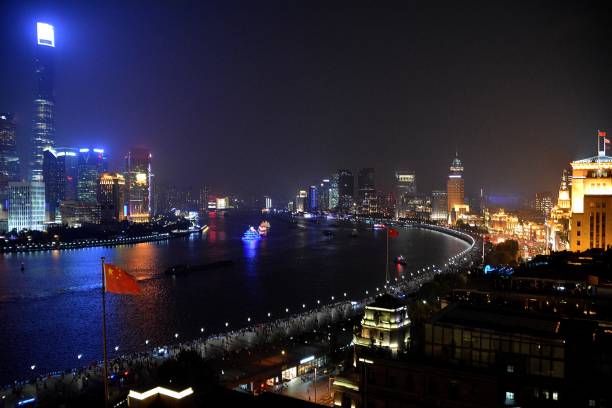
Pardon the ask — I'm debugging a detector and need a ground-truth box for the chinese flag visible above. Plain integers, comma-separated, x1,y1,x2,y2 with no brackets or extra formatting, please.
104,264,141,295
388,228,400,238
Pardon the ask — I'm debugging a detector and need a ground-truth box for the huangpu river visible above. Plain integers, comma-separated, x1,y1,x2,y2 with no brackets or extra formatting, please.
0,213,468,383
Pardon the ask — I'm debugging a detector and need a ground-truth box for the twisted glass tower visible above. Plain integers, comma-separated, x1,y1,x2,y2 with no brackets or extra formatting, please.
30,22,56,181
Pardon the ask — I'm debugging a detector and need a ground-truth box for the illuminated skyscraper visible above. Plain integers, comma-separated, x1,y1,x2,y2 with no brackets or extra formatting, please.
431,190,448,222
308,185,318,211
125,147,152,222
199,185,211,212
43,147,78,222
535,191,554,217
329,175,339,210
98,173,126,223
295,190,307,213
0,114,20,198
318,179,331,211
338,169,354,212
8,181,45,231
569,131,612,251
77,148,107,202
395,170,416,218
31,22,56,181
357,168,375,202
357,168,376,213
447,152,468,224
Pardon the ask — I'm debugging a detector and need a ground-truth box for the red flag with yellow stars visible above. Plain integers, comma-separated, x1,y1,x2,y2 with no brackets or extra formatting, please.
104,263,141,294
388,228,400,238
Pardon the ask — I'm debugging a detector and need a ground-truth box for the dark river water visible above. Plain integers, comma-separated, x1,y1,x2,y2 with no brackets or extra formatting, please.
0,214,468,383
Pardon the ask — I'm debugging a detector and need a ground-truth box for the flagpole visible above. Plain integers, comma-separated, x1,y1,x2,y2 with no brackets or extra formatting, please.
101,256,109,407
385,227,389,286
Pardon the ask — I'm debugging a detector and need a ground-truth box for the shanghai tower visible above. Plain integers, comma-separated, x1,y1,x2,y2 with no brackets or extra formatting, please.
30,22,56,181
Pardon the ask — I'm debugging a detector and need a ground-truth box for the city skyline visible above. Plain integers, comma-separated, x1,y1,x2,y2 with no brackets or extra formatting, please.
2,1,612,199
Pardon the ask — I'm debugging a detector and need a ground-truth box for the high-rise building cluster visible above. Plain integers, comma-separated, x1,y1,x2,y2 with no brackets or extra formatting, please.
288,168,391,216
284,154,473,225
2,23,156,232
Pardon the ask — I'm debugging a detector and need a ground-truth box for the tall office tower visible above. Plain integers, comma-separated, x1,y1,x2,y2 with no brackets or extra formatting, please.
535,191,554,217
98,173,126,223
329,174,339,210
431,190,448,222
338,169,354,212
8,181,45,232
357,168,376,213
395,170,416,218
199,185,211,212
308,185,318,211
31,22,56,181
125,147,152,222
357,168,376,201
43,147,78,222
447,152,468,224
569,131,612,251
318,179,331,211
0,114,20,196
77,148,107,202
264,196,272,210
295,190,307,213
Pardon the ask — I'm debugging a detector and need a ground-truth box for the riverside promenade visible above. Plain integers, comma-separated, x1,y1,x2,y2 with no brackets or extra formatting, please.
0,300,362,407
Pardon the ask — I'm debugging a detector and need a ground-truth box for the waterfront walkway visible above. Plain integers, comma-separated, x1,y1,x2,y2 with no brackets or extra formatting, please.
0,300,361,407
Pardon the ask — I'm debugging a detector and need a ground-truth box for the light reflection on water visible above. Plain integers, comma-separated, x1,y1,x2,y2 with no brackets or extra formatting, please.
0,214,468,383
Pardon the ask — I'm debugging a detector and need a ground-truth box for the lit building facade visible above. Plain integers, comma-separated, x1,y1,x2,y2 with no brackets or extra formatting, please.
317,179,331,211
546,170,571,251
42,147,78,222
338,169,354,212
59,201,101,226
0,114,20,198
8,181,45,232
264,195,272,210
353,294,410,355
199,185,210,212
98,173,126,223
447,153,469,224
125,147,152,222
395,171,416,219
308,185,318,211
431,190,448,222
216,196,229,210
535,191,554,218
329,174,339,210
31,22,56,181
569,132,612,251
295,190,307,213
77,148,107,202
357,168,376,213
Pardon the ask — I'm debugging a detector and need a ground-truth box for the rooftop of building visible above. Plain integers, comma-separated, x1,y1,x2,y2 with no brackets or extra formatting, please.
515,249,612,282
572,155,612,165
367,293,406,311
429,303,564,339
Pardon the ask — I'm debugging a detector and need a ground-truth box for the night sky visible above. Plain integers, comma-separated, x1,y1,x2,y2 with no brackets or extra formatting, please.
1,0,612,201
